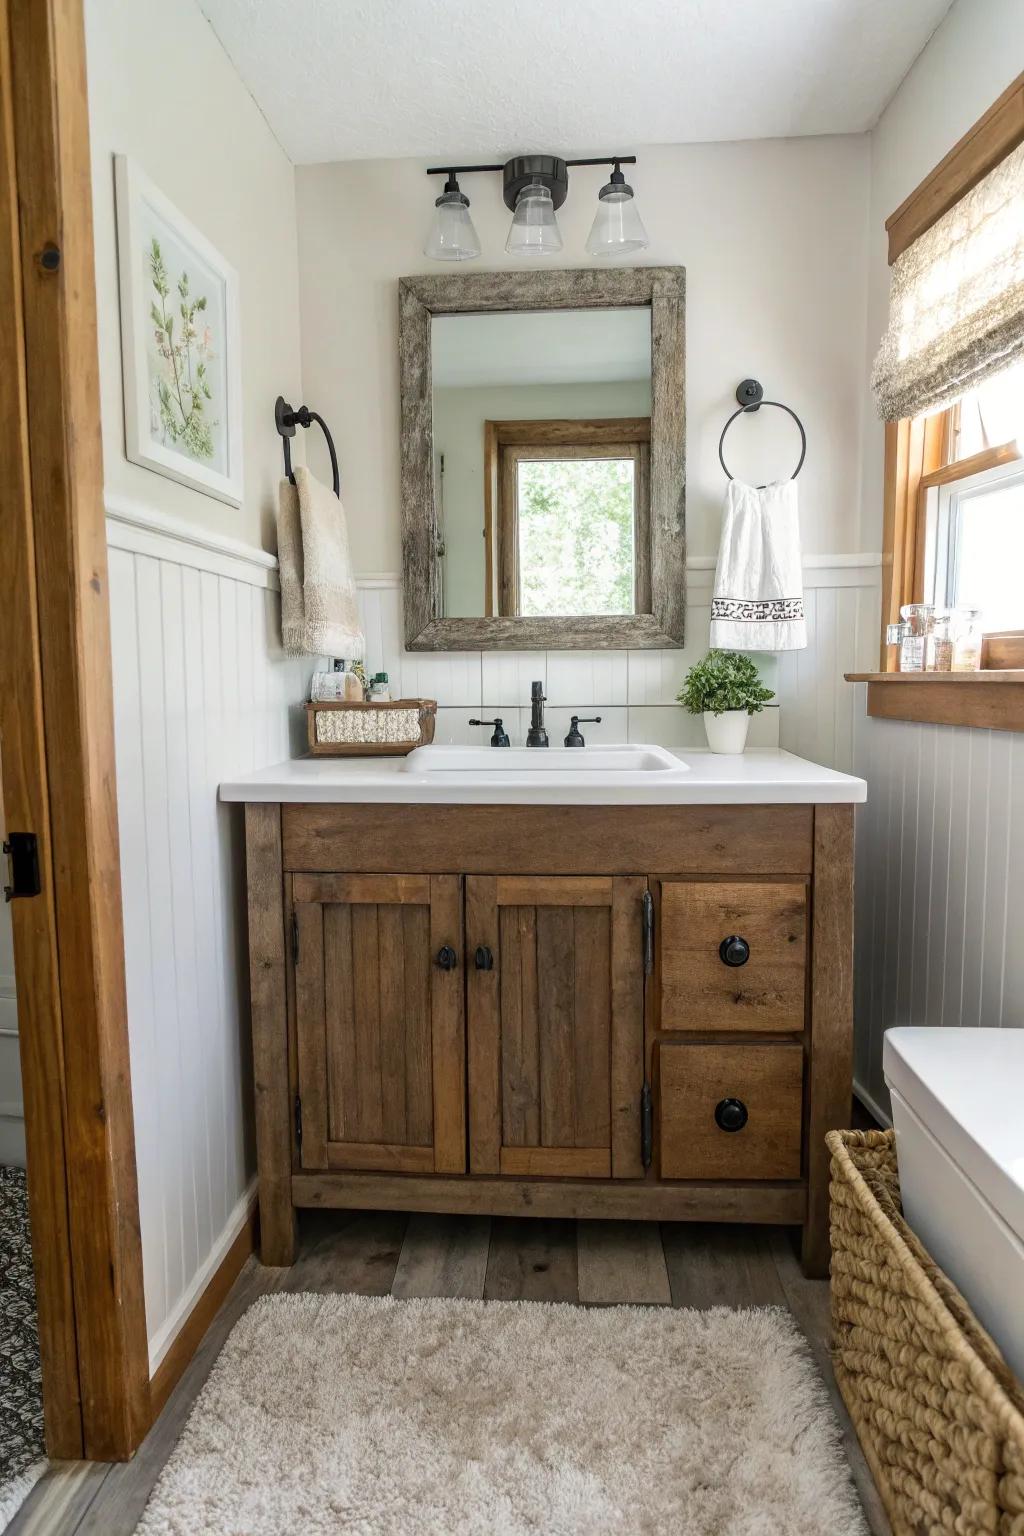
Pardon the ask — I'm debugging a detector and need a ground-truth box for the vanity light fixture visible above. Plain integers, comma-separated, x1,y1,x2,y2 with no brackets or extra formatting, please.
422,172,481,262
424,154,647,261
586,161,649,257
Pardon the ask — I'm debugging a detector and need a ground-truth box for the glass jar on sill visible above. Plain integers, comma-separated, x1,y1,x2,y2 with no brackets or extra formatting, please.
926,610,954,672
952,608,983,672
898,603,934,672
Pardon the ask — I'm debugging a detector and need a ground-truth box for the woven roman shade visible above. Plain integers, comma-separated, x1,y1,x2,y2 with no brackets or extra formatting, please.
872,140,1024,421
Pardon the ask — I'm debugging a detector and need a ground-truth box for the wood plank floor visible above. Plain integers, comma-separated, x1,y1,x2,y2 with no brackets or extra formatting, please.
11,1214,891,1536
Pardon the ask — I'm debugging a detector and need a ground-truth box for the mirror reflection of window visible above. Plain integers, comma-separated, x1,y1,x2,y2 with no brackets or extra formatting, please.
431,308,652,619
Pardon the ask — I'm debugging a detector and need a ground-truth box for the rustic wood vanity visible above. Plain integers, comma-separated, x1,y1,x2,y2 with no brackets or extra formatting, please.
228,752,861,1278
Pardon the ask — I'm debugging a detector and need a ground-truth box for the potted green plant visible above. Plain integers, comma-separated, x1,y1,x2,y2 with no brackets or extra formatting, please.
677,650,775,754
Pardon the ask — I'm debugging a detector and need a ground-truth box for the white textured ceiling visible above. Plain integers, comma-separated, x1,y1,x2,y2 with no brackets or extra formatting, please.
196,0,953,164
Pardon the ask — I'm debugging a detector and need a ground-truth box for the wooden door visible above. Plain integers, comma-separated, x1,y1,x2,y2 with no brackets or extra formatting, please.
292,874,465,1174
467,876,645,1179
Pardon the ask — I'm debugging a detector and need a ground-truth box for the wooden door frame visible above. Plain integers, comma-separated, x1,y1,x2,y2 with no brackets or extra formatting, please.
0,0,150,1460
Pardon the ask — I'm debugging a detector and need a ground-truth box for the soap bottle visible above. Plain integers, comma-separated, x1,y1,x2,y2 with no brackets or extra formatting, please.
369,671,392,702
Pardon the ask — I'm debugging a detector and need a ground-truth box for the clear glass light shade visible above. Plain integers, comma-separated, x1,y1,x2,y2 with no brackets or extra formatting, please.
423,190,481,262
505,180,562,257
586,185,649,257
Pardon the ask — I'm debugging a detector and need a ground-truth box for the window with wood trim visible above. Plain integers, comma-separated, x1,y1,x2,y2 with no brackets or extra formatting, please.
483,418,650,618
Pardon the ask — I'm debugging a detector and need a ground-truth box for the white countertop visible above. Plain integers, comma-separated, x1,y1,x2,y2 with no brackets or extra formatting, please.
219,747,866,806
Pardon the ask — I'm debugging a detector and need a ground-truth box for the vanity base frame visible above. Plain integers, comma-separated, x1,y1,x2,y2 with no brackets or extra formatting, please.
244,802,854,1279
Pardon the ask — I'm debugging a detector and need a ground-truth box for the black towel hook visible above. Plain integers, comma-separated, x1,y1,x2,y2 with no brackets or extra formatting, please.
718,379,806,487
275,395,341,498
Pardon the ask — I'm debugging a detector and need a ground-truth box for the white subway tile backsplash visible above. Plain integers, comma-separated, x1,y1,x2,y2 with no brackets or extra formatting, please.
481,652,546,704
398,651,482,707
355,571,878,763
546,650,628,706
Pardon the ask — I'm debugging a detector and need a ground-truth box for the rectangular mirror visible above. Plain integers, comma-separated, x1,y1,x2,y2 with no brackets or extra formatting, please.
400,269,685,650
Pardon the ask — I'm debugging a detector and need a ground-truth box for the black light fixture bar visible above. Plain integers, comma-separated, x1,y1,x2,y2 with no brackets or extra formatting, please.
425,155,636,176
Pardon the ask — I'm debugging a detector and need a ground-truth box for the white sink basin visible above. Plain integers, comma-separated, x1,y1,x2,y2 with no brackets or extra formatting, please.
403,744,687,774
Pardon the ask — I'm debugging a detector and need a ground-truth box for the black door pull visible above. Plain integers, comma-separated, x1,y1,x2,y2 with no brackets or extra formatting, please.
436,945,458,971
474,945,494,971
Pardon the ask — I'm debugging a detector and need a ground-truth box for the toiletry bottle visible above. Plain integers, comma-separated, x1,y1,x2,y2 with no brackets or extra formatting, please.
927,611,953,672
369,671,392,702
898,604,932,671
952,608,983,672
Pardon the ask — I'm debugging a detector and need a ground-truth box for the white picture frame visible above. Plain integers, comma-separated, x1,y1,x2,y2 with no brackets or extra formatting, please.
114,155,243,507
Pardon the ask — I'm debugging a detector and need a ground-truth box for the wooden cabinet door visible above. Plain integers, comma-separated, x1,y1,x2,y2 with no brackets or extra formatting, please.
466,876,645,1179
291,873,465,1174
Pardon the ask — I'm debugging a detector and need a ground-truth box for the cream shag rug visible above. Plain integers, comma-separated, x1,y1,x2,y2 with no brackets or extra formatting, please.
138,1294,868,1536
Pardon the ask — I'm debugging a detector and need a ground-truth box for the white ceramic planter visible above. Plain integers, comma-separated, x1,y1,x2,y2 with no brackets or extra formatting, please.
703,709,750,754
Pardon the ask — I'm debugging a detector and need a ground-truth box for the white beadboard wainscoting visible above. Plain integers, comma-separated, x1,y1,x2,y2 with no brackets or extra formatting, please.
356,561,882,766
106,496,315,1368
852,697,1024,1125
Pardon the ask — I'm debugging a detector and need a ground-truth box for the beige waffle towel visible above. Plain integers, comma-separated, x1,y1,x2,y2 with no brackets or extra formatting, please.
277,467,364,659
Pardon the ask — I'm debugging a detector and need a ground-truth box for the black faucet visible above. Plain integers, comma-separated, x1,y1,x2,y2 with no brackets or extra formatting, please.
469,717,510,747
526,681,549,748
564,715,601,747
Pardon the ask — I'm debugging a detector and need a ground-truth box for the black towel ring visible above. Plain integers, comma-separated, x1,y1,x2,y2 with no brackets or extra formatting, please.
275,395,341,498
718,379,806,487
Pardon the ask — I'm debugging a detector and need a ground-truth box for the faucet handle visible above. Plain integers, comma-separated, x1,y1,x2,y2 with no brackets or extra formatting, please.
469,717,510,747
564,715,602,748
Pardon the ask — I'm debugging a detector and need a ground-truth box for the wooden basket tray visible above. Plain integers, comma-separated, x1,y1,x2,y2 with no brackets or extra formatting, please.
305,699,437,757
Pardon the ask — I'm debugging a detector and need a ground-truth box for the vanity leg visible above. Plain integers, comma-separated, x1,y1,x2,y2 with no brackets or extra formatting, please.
245,803,297,1266
802,805,854,1279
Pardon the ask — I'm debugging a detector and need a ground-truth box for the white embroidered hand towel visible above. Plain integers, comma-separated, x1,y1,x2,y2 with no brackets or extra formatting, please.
709,479,807,651
276,466,365,660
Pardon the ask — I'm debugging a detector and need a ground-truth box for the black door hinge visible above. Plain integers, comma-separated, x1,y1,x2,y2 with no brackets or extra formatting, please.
294,1093,302,1150
3,833,40,902
642,889,654,975
291,910,299,967
640,1081,653,1169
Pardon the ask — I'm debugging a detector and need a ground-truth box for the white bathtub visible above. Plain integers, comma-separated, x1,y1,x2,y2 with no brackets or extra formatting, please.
884,1026,1024,1383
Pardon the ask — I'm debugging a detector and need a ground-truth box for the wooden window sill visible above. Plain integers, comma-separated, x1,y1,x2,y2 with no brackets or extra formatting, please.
844,672,1024,730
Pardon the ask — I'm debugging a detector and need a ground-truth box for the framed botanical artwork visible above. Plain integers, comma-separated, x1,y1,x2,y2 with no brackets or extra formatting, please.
114,155,243,506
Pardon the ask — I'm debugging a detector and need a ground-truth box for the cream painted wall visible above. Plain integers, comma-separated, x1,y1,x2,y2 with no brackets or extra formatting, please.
295,136,872,576
84,0,304,551
434,380,651,616
860,0,1024,548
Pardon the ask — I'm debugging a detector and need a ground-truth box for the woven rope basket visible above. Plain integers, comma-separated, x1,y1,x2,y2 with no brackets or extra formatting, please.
828,1128,1024,1536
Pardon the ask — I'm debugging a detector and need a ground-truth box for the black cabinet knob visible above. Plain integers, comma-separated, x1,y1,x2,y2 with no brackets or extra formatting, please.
715,1097,749,1133
474,945,494,971
719,934,750,967
436,945,457,971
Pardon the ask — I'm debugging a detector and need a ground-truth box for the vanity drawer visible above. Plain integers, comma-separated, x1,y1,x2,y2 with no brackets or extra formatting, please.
658,880,807,1032
658,1040,803,1181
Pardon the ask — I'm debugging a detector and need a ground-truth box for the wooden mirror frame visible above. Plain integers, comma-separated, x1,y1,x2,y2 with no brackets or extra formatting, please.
399,268,686,650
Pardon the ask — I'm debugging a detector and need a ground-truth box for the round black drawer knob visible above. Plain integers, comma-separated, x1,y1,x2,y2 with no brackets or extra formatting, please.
436,945,458,971
715,1097,749,1133
719,934,750,967
474,945,494,971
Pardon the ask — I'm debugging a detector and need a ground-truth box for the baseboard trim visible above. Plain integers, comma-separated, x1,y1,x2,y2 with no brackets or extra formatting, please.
854,1078,893,1130
148,1192,259,1420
